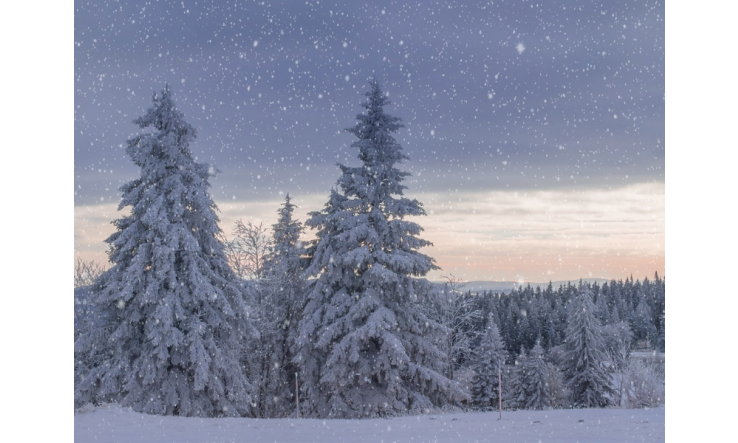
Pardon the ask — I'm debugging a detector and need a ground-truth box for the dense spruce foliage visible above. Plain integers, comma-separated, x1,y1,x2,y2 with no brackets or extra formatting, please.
74,86,255,417
295,79,465,418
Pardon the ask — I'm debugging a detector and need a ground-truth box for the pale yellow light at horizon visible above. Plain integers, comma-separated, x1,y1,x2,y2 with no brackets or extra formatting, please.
74,182,664,283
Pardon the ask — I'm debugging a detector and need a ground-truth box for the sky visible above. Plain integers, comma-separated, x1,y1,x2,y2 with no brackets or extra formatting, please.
74,0,664,283
74,403,666,442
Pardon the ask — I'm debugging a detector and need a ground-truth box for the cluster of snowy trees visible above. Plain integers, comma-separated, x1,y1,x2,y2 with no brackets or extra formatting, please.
459,276,666,361
466,284,663,411
74,81,664,419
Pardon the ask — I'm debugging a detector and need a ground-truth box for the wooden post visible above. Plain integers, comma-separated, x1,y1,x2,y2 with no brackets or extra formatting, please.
295,372,300,418
498,365,502,420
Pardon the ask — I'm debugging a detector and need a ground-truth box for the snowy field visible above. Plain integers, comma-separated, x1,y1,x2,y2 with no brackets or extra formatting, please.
75,404,664,443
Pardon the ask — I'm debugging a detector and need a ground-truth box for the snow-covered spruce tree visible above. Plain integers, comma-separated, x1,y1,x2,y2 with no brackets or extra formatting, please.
254,194,306,417
658,309,665,352
632,292,658,349
268,195,307,416
519,342,554,410
506,347,529,410
600,321,633,406
544,354,568,409
562,286,615,408
295,79,465,418
595,291,611,325
471,314,507,408
74,85,254,417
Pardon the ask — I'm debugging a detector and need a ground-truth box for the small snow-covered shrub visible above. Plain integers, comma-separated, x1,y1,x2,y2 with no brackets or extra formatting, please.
624,359,664,408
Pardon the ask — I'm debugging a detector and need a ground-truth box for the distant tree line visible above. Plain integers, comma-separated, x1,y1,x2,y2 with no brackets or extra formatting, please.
423,275,665,411
461,274,666,362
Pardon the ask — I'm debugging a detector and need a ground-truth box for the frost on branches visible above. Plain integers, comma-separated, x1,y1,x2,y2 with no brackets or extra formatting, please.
295,79,465,418
74,85,255,417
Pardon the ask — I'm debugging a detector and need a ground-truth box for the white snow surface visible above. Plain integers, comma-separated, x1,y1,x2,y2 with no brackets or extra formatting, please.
75,404,664,442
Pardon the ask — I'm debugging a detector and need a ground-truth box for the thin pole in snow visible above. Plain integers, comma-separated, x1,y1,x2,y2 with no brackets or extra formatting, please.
498,365,502,420
295,372,300,419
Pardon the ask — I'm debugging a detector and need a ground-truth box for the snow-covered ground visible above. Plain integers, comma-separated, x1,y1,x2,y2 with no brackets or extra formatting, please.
75,404,664,443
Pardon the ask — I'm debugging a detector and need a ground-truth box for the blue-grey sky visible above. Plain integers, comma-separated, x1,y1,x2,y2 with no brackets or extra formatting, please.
74,0,664,282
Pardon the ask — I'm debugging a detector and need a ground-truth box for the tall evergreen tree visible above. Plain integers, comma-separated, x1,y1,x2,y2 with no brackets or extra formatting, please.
74,85,254,417
244,194,306,418
518,314,535,350
562,285,615,408
520,342,555,410
471,314,507,408
264,194,306,416
595,290,611,325
503,300,521,355
553,296,569,344
507,342,561,410
295,79,464,418
610,302,622,324
506,347,529,410
653,273,665,329
658,309,665,352
633,292,658,349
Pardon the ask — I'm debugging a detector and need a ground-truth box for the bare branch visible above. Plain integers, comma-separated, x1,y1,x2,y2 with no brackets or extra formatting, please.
74,258,107,288
224,220,274,281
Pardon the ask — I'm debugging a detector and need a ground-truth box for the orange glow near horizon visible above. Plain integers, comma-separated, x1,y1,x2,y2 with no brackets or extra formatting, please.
74,182,664,284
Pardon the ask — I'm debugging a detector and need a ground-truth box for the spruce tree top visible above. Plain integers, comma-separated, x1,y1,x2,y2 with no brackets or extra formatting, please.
265,193,305,285
108,84,227,277
306,78,437,283
337,78,426,219
125,84,198,178
271,194,302,252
